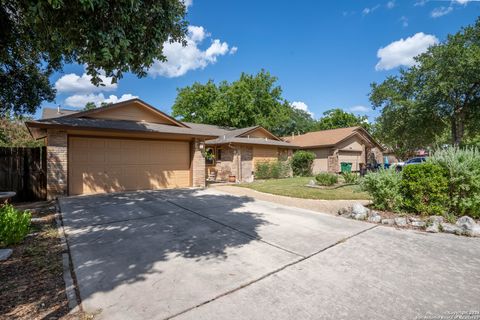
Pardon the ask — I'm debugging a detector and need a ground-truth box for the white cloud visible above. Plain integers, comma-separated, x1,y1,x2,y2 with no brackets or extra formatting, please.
454,0,470,5
414,0,427,6
375,32,439,71
55,73,117,93
350,105,371,113
386,1,395,9
400,16,409,27
183,0,192,8
431,6,453,18
147,25,237,78
362,4,380,15
292,101,314,117
64,93,138,108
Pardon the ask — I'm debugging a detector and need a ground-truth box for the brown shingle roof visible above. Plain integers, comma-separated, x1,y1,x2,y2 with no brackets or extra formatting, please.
283,127,366,148
42,108,78,119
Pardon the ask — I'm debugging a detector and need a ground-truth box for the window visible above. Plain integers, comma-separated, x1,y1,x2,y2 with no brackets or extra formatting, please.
205,148,215,165
216,148,222,161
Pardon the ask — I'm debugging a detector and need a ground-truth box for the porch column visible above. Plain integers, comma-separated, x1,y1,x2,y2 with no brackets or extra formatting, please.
191,138,206,188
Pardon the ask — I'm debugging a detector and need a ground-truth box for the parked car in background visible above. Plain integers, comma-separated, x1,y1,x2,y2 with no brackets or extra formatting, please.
396,157,427,171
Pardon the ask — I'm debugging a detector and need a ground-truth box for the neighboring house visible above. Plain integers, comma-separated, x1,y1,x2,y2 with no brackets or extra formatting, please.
26,99,295,199
283,127,384,173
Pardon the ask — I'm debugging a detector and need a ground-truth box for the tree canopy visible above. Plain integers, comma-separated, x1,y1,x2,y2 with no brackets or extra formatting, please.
370,18,480,150
313,109,370,132
0,117,43,147
172,70,315,136
1,0,188,116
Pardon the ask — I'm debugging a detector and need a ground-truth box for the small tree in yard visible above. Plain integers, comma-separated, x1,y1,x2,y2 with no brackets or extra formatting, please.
291,151,315,176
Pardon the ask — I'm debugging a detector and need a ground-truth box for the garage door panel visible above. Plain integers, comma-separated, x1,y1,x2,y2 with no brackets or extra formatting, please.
69,137,191,195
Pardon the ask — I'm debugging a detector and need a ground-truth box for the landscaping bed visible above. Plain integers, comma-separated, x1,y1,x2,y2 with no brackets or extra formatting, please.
236,177,370,200
0,201,86,320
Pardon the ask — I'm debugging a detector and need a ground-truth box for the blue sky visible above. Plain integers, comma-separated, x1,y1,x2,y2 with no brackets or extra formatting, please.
40,0,479,121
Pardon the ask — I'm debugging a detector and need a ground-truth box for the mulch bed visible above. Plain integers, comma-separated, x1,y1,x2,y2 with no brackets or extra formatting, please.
0,201,88,320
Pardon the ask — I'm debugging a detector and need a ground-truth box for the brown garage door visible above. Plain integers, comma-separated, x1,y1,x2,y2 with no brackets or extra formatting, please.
338,151,363,171
68,137,191,195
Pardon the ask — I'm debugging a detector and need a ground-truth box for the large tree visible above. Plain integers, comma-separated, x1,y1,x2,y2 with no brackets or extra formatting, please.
370,18,480,147
1,0,188,116
313,109,370,131
0,117,43,147
172,70,298,136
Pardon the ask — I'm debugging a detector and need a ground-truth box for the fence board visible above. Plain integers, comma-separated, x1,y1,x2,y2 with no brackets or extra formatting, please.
0,147,46,202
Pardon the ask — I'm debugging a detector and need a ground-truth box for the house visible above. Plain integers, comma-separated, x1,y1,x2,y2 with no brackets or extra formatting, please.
283,127,384,173
26,99,295,199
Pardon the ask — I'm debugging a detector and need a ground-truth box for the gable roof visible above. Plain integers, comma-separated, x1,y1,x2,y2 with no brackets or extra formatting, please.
60,99,189,128
283,126,383,150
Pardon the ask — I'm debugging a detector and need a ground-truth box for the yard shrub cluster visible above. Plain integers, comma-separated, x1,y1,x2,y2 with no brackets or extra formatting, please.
255,161,290,179
0,204,31,246
291,151,315,176
315,173,338,186
342,172,359,184
361,147,480,218
360,168,403,211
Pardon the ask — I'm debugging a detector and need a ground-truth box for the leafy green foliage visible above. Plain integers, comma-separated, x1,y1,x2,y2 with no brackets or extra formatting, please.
83,102,96,111
0,117,43,147
342,172,359,184
254,161,290,179
370,18,480,150
315,173,338,186
290,151,315,177
1,0,188,116
172,70,298,136
429,147,480,218
360,168,403,211
313,109,371,132
0,204,31,246
400,163,448,216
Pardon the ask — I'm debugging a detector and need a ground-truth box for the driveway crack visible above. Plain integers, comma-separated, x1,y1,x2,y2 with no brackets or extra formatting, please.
165,224,378,320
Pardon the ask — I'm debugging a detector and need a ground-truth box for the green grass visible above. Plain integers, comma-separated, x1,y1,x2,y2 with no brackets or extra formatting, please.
234,177,370,200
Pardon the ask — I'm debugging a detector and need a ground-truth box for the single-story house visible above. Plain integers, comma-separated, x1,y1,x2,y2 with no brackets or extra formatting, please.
283,127,384,173
26,99,295,199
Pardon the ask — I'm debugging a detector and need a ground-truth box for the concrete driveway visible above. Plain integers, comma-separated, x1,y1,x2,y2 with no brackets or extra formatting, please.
59,189,480,320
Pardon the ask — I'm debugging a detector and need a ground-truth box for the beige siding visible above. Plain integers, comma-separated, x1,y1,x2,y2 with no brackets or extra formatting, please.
337,135,364,152
69,137,191,195
253,146,278,167
86,102,175,124
311,148,332,174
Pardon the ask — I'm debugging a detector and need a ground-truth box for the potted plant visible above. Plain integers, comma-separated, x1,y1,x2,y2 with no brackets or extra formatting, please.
228,175,236,183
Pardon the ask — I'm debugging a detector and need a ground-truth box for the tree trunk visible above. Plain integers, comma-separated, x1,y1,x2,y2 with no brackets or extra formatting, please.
451,108,465,146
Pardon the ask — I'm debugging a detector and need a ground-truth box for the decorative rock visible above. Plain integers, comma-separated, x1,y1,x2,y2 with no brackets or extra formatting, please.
368,215,382,223
337,207,350,216
31,217,44,224
0,249,13,261
381,218,395,225
456,216,480,237
428,216,444,224
441,223,463,235
411,221,426,228
352,203,368,216
368,210,380,217
353,212,367,220
426,223,440,233
308,180,316,186
394,217,408,227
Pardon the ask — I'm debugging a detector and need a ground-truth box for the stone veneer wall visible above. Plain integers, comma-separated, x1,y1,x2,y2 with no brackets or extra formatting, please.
191,139,206,187
240,146,253,182
46,130,68,199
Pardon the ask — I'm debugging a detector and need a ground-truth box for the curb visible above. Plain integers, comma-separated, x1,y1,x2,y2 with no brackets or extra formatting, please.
54,200,81,312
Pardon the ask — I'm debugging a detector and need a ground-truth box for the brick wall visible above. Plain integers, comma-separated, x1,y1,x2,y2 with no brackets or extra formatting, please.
46,130,68,199
191,139,206,187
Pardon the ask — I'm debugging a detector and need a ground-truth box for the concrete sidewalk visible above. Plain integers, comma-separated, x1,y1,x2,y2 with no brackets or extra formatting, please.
59,189,480,320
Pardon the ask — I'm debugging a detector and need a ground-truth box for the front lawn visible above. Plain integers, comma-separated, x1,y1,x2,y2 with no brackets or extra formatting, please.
235,177,370,200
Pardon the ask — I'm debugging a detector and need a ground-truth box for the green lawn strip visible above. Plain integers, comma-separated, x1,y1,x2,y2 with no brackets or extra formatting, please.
235,177,370,200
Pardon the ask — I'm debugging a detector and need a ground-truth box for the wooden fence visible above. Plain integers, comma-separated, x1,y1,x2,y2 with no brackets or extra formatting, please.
0,147,47,202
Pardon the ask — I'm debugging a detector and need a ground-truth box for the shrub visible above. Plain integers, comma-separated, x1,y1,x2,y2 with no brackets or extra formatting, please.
428,147,480,218
291,151,315,176
400,163,448,216
255,161,290,179
342,172,358,184
360,168,403,211
315,173,338,186
0,204,31,246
